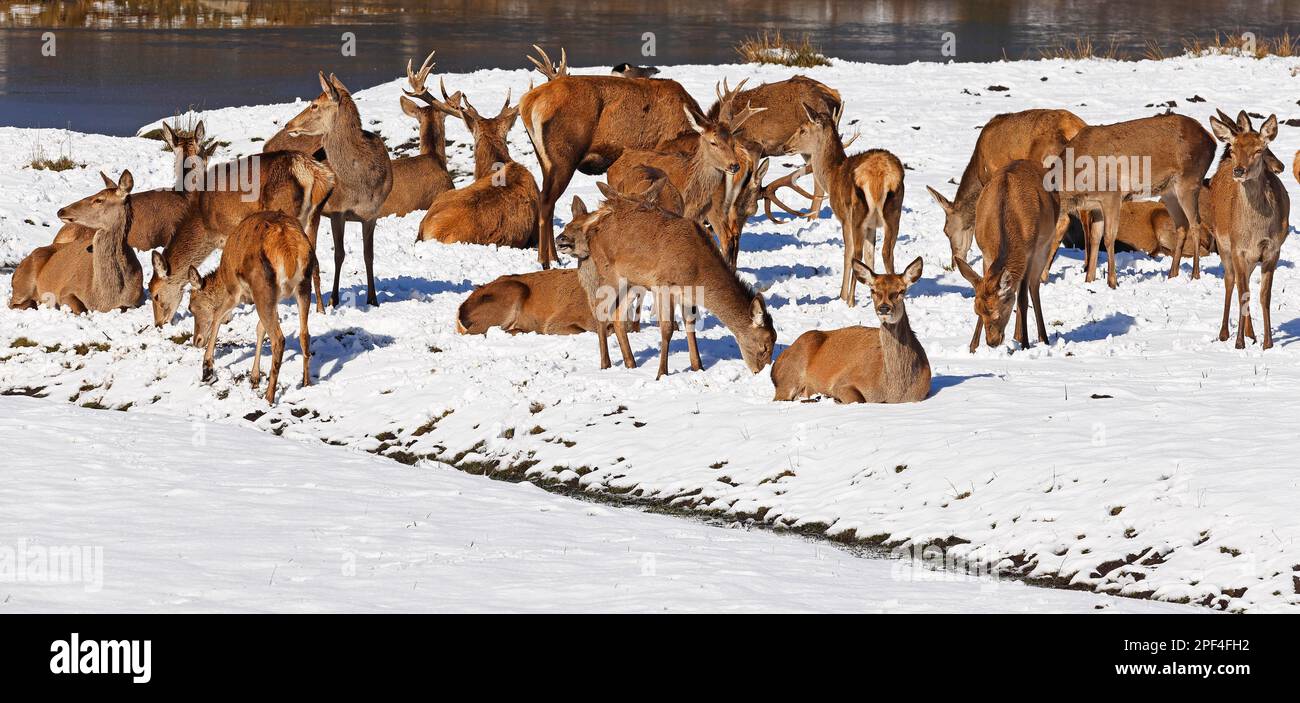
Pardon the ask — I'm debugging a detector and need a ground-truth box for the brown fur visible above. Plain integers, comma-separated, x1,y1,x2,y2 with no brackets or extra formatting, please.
772,257,930,403
556,185,776,378
186,211,315,404
1105,200,1213,258
11,171,144,313
1052,113,1215,287
1204,112,1290,349
456,269,596,335
785,106,905,303
377,96,454,218
927,109,1084,266
147,150,334,326
955,160,1060,351
520,46,704,266
283,72,393,308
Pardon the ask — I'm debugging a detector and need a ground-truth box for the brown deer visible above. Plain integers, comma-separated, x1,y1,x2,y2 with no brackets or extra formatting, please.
925,109,1084,268
704,75,842,220
1050,113,1214,287
771,256,929,403
10,171,144,313
954,160,1060,352
282,72,393,308
520,45,704,267
404,65,540,249
147,150,334,326
1104,200,1214,259
377,96,455,218
556,183,775,378
51,120,214,251
456,269,596,335
784,104,905,304
185,210,315,404
1204,111,1290,349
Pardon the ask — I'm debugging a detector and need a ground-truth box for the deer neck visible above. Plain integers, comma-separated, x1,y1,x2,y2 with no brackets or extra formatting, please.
808,134,848,192
682,145,726,219
878,306,928,400
420,117,446,166
473,134,513,181
953,155,985,214
697,258,758,340
321,99,367,165
90,203,134,299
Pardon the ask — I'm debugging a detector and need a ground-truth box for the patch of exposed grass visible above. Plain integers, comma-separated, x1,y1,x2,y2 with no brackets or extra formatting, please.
1038,36,1121,61
73,342,110,356
10,337,39,348
735,30,830,67
28,133,82,172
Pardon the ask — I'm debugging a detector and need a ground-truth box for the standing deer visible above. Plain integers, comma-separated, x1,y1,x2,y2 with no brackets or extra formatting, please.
403,61,539,248
282,71,393,308
10,171,143,312
955,160,1060,351
784,104,905,304
771,256,929,403
147,150,334,326
519,45,704,267
51,120,214,251
556,184,776,378
185,210,316,404
456,269,597,335
1204,111,1289,349
1050,113,1214,287
925,109,1085,267
377,95,455,218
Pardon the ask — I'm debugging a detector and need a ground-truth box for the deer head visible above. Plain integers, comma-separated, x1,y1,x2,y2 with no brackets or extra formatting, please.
555,196,603,260
57,170,133,230
737,292,776,374
1210,110,1278,184
955,258,1017,347
161,120,214,189
853,256,923,326
781,103,839,158
283,72,354,138
455,278,530,335
925,186,973,269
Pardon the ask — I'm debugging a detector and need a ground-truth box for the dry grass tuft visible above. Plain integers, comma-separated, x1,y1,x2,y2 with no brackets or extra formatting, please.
735,30,831,67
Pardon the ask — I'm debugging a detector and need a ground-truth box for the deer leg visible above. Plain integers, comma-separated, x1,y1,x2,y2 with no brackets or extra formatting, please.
1084,209,1102,283
882,201,901,275
1261,261,1276,349
329,213,346,307
1042,211,1073,283
309,209,325,313
59,294,87,315
255,299,285,404
251,319,266,390
839,205,861,306
968,317,983,354
804,156,824,218
655,290,674,380
611,294,637,369
1102,201,1121,289
1218,251,1235,342
536,160,576,269
682,300,702,371
297,281,312,387
362,219,379,307
202,316,222,384
1180,183,1203,280
1161,193,1190,279
596,320,612,370
1029,275,1049,345
1234,254,1251,350
1015,278,1030,347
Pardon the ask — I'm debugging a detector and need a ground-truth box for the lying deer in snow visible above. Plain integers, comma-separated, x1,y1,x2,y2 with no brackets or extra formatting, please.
456,269,597,336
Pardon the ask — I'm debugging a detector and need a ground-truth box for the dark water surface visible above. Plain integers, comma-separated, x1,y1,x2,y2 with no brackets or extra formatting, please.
2,0,1299,135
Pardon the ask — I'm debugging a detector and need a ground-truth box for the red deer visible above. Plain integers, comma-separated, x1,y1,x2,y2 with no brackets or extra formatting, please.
456,269,596,335
784,104,905,304
519,45,704,267
955,160,1060,351
1203,111,1290,349
377,96,455,218
771,256,929,403
10,171,143,312
185,211,316,404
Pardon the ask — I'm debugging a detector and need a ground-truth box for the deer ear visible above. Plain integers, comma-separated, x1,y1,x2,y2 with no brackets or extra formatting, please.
1260,114,1278,142
1236,110,1252,133
194,120,206,144
570,196,588,219
997,269,1016,297
756,157,770,180
596,181,617,200
100,171,118,190
117,170,134,195
399,96,421,118
328,73,349,96
1209,116,1235,143
926,185,954,213
152,251,169,278
684,106,706,134
161,122,177,148
903,256,924,286
318,71,333,96
954,257,982,287
852,260,875,285
750,294,768,327
186,266,203,289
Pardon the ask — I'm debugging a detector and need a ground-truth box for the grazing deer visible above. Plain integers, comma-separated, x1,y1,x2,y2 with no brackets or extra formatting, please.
772,256,929,403
606,91,763,264
925,109,1085,268
10,171,143,313
955,160,1060,351
557,184,776,378
282,71,393,308
377,96,455,218
147,150,334,326
520,45,705,267
1051,112,1214,287
456,269,597,335
611,63,660,78
185,211,315,404
704,75,842,220
1203,111,1290,349
784,104,905,303
51,120,214,251
403,62,540,249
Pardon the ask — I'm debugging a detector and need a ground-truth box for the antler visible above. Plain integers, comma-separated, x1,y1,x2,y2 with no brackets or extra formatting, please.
713,78,751,122
728,100,767,131
527,44,568,81
762,166,819,223
405,51,465,118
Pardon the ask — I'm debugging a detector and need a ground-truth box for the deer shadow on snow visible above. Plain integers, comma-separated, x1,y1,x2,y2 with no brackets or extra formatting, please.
220,326,396,383
330,275,475,307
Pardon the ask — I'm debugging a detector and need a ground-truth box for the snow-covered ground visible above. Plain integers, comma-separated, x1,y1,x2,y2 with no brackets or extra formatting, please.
1,396,1198,612
2,54,1298,612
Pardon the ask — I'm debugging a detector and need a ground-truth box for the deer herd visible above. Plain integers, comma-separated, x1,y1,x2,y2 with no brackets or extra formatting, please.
7,46,1294,406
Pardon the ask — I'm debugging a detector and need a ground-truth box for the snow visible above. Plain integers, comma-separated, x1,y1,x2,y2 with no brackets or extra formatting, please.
2,54,1299,612
0,396,1190,612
